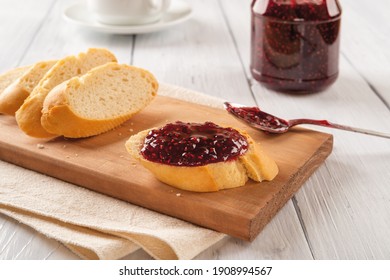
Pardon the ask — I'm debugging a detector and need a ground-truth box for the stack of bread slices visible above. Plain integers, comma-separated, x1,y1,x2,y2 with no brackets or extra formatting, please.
0,48,278,192
0,48,158,138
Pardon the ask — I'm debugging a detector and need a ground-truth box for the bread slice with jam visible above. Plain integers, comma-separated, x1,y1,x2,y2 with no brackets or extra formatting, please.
125,121,278,192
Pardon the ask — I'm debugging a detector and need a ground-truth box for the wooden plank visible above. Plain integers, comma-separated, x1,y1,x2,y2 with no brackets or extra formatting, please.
0,0,76,259
0,0,55,71
219,0,252,79
287,60,390,259
341,0,390,105
3,0,387,260
222,0,390,258
6,0,313,257
13,0,134,66
218,0,314,258
0,212,77,260
133,0,255,105
195,202,314,259
250,46,390,260
135,0,314,258
0,93,332,241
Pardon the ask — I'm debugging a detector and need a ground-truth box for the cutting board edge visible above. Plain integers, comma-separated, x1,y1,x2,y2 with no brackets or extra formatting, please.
247,133,334,241
0,137,255,239
0,126,334,242
0,94,335,242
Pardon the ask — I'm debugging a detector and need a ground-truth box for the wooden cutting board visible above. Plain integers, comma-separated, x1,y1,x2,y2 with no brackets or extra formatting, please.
0,95,333,241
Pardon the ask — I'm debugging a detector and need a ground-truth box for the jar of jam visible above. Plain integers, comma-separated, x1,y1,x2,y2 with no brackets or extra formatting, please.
250,0,342,92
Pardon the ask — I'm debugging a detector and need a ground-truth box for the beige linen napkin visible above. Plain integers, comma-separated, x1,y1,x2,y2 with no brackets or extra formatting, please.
0,83,227,260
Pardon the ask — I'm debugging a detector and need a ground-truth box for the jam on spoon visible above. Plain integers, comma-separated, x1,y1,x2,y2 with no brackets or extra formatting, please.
140,121,249,167
224,102,390,139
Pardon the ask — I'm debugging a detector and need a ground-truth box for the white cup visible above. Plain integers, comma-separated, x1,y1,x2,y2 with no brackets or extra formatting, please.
87,0,171,26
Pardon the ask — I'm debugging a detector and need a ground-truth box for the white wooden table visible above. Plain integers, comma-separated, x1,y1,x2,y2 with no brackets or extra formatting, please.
1,0,389,260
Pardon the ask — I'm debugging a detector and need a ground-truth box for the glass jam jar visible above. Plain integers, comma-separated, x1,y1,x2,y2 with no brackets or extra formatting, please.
250,0,342,92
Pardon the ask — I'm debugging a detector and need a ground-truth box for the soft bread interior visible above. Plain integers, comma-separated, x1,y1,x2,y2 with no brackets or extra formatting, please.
35,49,116,94
41,62,158,138
0,65,32,93
66,63,157,119
19,60,57,93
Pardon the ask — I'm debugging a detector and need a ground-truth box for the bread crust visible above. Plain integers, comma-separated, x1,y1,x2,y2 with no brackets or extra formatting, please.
0,65,31,93
0,65,32,115
16,93,55,138
126,126,279,192
0,60,57,116
0,81,30,116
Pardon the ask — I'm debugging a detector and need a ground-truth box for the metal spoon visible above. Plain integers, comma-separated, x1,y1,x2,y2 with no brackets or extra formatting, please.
224,102,390,139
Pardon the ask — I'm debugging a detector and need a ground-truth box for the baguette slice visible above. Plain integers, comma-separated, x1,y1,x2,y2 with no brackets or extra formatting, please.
15,48,117,138
0,60,57,115
125,125,278,192
41,62,158,138
0,65,32,97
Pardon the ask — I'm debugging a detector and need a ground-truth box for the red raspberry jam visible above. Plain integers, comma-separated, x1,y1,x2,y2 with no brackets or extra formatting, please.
140,121,249,167
226,104,289,132
250,0,342,92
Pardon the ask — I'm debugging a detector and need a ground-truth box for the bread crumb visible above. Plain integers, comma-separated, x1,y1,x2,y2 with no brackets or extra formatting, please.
37,144,45,149
118,133,122,136
176,193,181,197
129,128,134,132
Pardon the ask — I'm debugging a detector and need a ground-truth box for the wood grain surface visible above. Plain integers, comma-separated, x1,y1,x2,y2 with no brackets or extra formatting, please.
1,0,390,260
0,93,332,241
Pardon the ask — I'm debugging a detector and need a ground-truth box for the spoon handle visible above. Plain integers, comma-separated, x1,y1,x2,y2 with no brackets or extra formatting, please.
289,119,390,139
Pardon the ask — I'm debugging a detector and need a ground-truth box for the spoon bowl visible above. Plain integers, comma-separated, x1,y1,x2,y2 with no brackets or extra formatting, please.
223,102,290,133
224,102,390,139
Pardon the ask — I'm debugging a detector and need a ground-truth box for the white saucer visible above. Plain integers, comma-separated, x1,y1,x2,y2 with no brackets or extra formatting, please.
63,0,192,34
